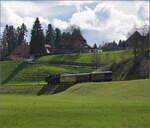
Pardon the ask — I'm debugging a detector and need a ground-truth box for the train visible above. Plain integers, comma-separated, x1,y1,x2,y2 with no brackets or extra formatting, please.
45,71,112,85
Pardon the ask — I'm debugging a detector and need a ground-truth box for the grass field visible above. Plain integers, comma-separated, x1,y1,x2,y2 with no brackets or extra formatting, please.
1,79,150,128
37,50,133,64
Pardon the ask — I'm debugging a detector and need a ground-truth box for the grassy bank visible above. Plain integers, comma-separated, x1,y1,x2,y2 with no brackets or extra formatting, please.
0,61,94,85
1,79,150,128
37,50,133,64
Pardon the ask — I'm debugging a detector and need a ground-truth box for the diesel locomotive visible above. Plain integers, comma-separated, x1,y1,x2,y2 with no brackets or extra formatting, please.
45,71,112,85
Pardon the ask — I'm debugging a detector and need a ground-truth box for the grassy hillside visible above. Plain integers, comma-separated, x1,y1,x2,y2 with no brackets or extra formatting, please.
62,79,150,100
0,60,95,85
0,50,133,85
1,79,150,128
110,51,150,80
37,50,133,64
0,60,25,84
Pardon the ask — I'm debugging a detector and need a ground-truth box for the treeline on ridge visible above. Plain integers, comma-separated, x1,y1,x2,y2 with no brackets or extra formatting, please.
0,17,88,58
0,17,149,60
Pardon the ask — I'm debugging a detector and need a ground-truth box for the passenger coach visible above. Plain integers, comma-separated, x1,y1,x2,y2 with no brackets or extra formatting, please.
45,71,112,85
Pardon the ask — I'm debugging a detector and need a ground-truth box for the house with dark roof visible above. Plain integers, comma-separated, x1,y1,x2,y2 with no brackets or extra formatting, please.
126,31,149,58
126,31,149,48
126,31,145,50
126,31,143,44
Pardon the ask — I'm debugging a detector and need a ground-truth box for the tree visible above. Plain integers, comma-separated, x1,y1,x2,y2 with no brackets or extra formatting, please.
1,25,17,56
65,25,80,34
138,24,149,36
100,41,118,51
6,25,18,55
16,23,27,46
140,58,150,79
30,17,46,56
60,25,87,52
54,28,61,48
92,50,101,69
136,25,149,55
1,25,8,58
126,31,142,59
1,24,28,58
118,40,126,50
93,43,97,49
139,25,149,54
45,24,55,47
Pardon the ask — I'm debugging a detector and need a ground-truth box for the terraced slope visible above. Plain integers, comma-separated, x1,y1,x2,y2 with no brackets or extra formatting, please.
0,60,94,85
0,50,133,85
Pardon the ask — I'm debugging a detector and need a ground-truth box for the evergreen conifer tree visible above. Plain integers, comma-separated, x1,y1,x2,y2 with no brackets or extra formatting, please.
54,28,61,48
45,24,55,47
7,25,17,54
17,23,27,45
1,25,8,57
30,17,46,56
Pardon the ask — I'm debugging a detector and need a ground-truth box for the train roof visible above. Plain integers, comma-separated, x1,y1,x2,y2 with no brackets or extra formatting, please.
60,71,112,77
61,73,90,77
92,71,112,74
75,73,91,76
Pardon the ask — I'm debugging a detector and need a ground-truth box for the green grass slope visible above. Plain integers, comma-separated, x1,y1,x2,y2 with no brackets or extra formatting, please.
0,61,94,85
37,50,133,64
0,60,25,84
62,79,150,101
0,50,133,85
1,79,150,128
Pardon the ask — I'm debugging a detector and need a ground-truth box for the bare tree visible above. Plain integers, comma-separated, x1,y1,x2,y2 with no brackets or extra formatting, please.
140,58,150,79
138,24,149,36
92,51,101,69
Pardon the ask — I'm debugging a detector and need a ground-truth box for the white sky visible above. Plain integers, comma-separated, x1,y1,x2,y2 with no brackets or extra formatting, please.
1,1,149,46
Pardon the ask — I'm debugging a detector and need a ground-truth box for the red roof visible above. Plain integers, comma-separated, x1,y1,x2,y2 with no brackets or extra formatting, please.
11,44,30,58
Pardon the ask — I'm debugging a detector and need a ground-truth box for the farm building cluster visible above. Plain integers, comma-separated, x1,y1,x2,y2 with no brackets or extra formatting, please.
0,42,102,59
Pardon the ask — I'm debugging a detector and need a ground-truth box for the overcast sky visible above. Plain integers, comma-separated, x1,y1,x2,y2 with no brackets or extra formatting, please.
1,1,149,46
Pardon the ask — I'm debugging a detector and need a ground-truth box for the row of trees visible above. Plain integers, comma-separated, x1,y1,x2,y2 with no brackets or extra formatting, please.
29,18,62,56
98,40,126,51
1,17,149,59
0,18,64,58
30,18,87,56
1,23,27,57
92,25,149,53
46,24,61,48
1,17,87,58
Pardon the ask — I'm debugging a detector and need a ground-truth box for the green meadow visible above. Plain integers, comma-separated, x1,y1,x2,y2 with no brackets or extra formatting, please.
37,50,133,64
1,79,150,128
0,50,149,128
